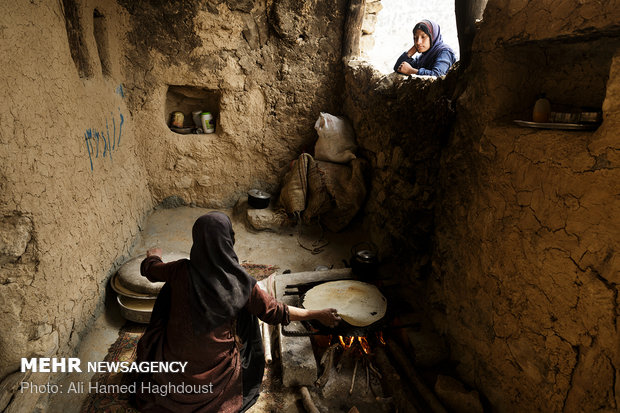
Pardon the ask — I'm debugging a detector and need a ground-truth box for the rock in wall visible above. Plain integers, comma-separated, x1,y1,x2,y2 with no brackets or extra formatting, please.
118,0,348,207
0,0,151,391
430,1,620,411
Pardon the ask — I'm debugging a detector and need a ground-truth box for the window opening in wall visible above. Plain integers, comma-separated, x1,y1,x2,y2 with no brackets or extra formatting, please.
93,8,112,77
62,0,92,78
364,0,460,74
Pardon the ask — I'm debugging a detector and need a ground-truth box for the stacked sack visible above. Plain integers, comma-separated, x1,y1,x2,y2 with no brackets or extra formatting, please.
279,113,367,232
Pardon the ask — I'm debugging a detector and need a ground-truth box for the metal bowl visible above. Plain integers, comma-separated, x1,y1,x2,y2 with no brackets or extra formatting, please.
117,295,155,324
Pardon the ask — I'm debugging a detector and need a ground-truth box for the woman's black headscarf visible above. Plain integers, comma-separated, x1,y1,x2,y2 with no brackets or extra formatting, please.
187,211,256,335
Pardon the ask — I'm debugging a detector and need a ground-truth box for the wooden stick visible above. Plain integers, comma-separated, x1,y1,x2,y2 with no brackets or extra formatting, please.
387,340,448,413
319,343,339,366
368,360,382,379
261,321,272,364
375,346,421,413
349,357,359,395
300,386,320,413
316,344,337,387
336,345,351,372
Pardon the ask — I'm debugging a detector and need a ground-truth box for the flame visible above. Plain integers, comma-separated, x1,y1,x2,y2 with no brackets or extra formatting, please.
339,336,355,350
377,331,386,345
358,336,371,354
338,336,373,354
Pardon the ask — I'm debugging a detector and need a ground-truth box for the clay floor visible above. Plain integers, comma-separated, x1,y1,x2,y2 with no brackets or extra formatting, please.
48,204,368,412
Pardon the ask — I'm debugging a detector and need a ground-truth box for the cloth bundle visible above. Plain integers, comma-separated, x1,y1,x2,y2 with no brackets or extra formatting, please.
279,153,367,232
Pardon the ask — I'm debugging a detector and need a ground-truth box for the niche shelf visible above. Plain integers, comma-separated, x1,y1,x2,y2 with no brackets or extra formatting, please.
489,36,616,126
165,86,221,134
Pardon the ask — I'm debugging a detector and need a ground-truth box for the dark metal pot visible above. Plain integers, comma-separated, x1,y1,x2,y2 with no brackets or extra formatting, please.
248,189,271,209
349,242,379,281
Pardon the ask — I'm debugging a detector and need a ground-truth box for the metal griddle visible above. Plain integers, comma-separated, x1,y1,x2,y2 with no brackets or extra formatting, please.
281,279,392,337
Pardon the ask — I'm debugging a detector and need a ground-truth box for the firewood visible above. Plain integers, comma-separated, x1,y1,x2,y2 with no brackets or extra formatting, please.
349,357,359,395
375,346,421,413
316,343,337,387
300,386,320,413
260,321,272,364
386,339,448,413
368,360,382,379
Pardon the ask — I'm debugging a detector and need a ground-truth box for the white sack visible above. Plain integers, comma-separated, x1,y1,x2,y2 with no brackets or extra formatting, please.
314,112,357,164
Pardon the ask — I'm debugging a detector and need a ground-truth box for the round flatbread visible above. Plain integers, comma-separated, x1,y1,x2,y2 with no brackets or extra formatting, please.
116,252,189,295
302,280,387,327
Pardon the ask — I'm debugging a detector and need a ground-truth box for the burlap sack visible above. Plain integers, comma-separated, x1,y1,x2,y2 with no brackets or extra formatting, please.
278,153,311,213
303,157,333,223
316,158,368,232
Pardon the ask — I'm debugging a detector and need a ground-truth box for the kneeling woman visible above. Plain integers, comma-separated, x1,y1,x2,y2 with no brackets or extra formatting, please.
394,19,456,77
134,212,340,412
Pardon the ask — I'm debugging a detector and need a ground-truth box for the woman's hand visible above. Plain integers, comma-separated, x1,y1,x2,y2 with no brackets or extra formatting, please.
288,306,341,327
407,45,417,58
315,308,341,328
398,61,418,75
146,247,163,258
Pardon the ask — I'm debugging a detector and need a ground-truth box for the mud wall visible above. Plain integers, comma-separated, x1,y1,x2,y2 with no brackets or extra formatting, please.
429,1,620,411
120,0,348,207
0,0,151,390
0,1,349,408
343,65,458,284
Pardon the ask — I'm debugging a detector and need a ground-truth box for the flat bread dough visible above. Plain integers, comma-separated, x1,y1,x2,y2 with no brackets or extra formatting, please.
116,252,189,295
302,280,387,327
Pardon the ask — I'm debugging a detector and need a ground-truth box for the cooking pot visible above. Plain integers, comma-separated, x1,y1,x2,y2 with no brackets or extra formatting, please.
349,242,379,280
248,189,271,209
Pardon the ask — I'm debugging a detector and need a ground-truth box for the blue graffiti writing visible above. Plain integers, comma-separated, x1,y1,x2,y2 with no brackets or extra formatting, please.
118,108,124,146
115,84,125,98
83,111,125,171
84,130,93,171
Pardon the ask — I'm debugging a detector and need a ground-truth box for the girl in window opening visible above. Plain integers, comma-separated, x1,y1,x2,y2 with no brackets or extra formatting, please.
394,19,456,77
133,211,340,412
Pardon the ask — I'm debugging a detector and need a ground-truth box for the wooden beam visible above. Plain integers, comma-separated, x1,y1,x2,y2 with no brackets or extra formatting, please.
342,0,366,62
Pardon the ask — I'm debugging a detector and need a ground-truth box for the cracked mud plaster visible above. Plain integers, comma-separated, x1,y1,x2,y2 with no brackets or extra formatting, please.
121,0,348,208
1,0,351,396
429,2,620,412
0,0,151,382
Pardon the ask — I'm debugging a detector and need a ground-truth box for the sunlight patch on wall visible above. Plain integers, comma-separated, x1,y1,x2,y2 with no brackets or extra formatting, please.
366,0,460,74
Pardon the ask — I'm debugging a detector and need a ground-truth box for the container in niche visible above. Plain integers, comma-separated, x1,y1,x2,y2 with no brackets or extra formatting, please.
514,103,602,131
165,85,221,134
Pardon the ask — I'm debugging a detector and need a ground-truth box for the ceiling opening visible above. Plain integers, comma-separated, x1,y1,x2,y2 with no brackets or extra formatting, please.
365,0,460,74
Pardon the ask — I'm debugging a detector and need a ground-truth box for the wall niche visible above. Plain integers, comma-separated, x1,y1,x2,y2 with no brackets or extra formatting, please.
165,86,221,134
488,36,618,124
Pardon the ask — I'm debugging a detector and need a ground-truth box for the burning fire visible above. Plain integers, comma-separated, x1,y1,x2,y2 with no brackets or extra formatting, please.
339,336,355,349
358,337,371,354
337,334,383,355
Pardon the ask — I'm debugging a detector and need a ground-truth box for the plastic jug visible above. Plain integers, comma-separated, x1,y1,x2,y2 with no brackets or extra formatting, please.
201,112,215,134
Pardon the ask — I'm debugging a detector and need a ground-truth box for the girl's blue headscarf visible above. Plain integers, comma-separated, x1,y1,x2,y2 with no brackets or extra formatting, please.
413,19,454,70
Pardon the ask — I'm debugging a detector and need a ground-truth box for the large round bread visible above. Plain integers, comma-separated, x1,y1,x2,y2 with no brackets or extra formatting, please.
302,280,387,327
117,252,189,295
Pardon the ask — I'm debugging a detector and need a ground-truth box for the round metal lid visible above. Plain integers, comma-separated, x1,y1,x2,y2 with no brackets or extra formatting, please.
248,189,271,199
356,249,377,261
